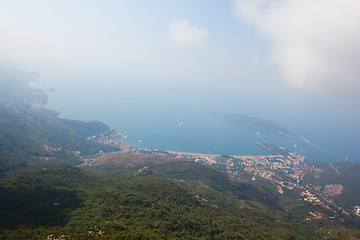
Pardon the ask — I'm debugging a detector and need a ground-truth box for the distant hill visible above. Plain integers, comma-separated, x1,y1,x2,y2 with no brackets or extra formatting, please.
0,66,117,172
1,65,360,239
212,112,293,136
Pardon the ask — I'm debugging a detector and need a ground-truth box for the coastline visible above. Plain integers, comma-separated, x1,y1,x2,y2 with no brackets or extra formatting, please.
166,150,280,164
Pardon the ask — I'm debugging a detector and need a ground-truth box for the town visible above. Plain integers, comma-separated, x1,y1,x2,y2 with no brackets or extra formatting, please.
84,129,358,220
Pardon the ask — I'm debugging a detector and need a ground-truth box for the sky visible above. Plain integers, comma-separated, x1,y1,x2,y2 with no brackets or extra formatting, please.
1,0,359,92
1,0,360,160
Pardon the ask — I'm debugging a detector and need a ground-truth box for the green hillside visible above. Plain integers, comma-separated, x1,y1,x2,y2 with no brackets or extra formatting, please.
1,67,360,239
0,165,329,239
0,74,118,172
304,161,360,210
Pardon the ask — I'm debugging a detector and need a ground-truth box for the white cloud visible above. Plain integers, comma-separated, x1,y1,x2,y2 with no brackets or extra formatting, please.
169,19,208,48
234,0,360,92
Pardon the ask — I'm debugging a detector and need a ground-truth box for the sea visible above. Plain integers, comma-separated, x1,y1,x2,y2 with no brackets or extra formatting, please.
41,80,360,163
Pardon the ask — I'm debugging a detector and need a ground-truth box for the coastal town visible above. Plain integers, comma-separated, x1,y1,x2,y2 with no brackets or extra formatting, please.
164,147,353,220
84,129,358,220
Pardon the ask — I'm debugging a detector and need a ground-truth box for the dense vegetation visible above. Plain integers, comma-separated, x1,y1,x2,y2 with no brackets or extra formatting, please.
1,66,360,239
0,165,338,239
1,162,360,239
305,161,360,210
0,93,117,172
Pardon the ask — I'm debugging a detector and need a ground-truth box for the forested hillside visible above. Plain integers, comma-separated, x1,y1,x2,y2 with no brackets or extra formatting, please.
1,66,360,239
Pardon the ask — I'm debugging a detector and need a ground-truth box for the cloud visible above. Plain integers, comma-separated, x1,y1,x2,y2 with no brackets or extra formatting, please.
234,0,360,92
169,19,208,48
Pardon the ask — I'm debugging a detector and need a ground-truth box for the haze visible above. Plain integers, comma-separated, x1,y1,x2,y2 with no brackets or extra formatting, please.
1,0,360,162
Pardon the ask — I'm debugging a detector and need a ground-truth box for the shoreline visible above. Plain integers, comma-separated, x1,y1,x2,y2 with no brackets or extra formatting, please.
165,150,280,164
166,150,276,158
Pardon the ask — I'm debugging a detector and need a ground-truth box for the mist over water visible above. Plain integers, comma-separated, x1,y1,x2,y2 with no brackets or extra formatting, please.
2,0,360,163
42,75,360,163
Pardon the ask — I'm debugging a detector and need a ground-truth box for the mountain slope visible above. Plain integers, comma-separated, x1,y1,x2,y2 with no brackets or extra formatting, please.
95,151,280,208
1,65,360,239
0,67,117,172
0,165,329,239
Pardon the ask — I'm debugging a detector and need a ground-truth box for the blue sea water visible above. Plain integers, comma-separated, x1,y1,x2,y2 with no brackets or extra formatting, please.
119,112,273,155
113,111,319,159
118,114,358,163
43,81,360,163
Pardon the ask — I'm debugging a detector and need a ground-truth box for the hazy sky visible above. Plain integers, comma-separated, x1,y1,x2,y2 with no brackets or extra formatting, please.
1,0,360,131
